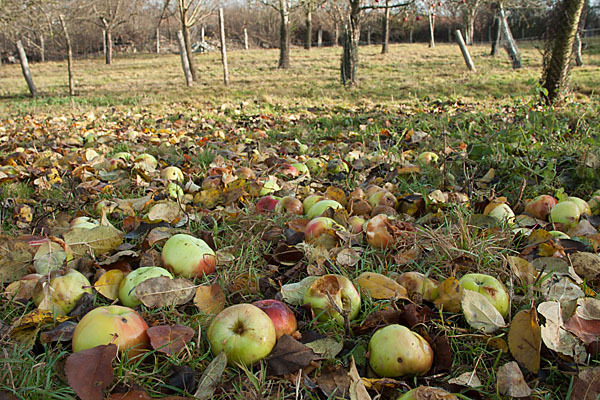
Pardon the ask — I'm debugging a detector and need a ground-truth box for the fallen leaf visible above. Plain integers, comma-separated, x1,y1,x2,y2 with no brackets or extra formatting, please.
106,390,151,399
33,240,67,274
570,252,600,283
348,355,371,400
146,325,195,355
448,371,482,388
508,305,541,373
193,352,227,400
354,272,408,300
63,225,124,258
0,236,34,282
538,301,587,362
280,276,319,306
3,277,39,302
434,277,463,313
40,321,77,344
135,277,195,308
94,269,125,300
572,366,600,400
193,283,226,314
496,361,531,398
315,364,351,398
145,201,185,224
336,248,362,267
507,255,537,286
397,386,457,399
65,344,117,400
266,334,320,375
168,365,195,393
305,337,343,360
461,289,506,333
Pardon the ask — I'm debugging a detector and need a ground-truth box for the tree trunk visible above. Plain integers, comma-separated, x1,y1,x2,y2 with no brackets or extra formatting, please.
318,26,323,47
574,31,583,66
499,4,521,69
244,28,249,50
201,25,205,42
455,30,476,71
182,24,197,81
176,30,193,87
541,0,586,104
156,27,161,54
466,9,476,45
16,40,37,97
334,22,339,46
59,16,75,96
367,27,371,45
381,0,390,54
105,28,113,65
490,11,501,55
341,8,360,85
102,29,107,59
409,27,413,43
39,35,45,62
218,8,229,85
278,0,291,69
305,8,312,50
428,11,435,48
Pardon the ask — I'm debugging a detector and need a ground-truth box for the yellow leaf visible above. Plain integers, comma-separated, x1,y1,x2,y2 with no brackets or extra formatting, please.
194,283,226,315
94,269,125,300
434,277,463,313
354,272,408,300
507,256,538,286
508,305,541,373
12,309,69,331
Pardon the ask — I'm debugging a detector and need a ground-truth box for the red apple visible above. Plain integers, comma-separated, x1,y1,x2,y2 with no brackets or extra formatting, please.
72,305,149,355
305,217,345,249
275,196,303,215
364,214,394,248
524,195,557,220
161,234,217,278
303,274,361,325
256,195,281,213
252,299,297,339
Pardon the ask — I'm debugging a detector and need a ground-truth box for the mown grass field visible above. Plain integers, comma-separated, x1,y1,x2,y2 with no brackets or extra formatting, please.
1,41,600,400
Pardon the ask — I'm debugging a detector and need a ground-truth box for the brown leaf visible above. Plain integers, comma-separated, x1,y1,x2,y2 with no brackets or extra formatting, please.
193,351,227,400
400,304,436,329
496,361,531,398
135,277,195,308
434,277,463,313
572,366,600,400
316,364,351,398
65,344,117,400
354,272,408,300
353,309,402,335
40,321,77,344
146,325,195,355
266,334,320,376
432,334,452,373
0,236,34,282
348,355,371,400
272,243,304,266
508,305,541,373
507,256,538,286
564,314,600,344
63,226,124,258
193,283,226,314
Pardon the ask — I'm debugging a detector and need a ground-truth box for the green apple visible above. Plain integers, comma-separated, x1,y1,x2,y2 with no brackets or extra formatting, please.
274,196,303,215
484,203,515,225
326,158,349,174
291,163,310,176
458,273,509,317
304,217,345,249
32,269,93,315
550,201,581,230
72,305,149,354
133,153,157,172
305,158,325,175
162,234,217,278
567,196,591,216
368,324,434,377
417,152,439,165
306,200,343,219
207,304,276,366
303,274,361,325
119,266,174,307
161,166,184,182
302,194,325,215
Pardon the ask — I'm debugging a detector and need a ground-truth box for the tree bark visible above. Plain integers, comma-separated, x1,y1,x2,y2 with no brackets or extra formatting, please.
244,28,249,50
490,11,501,55
156,27,161,53
428,10,435,48
541,0,586,104
278,0,291,69
334,22,339,46
465,8,476,45
176,30,193,87
455,30,475,71
499,4,521,69
201,25,205,42
103,29,107,59
105,28,113,65
16,40,37,97
381,0,390,54
39,35,45,62
305,8,312,50
341,6,360,85
182,24,197,81
318,26,323,47
367,27,371,45
574,31,583,66
218,8,229,85
59,16,75,96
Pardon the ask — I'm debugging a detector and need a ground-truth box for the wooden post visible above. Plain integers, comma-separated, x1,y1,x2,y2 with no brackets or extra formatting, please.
455,30,475,71
16,40,37,97
575,31,583,66
102,30,107,58
156,27,160,54
40,35,45,62
218,8,229,86
201,25,205,43
317,26,322,48
59,15,75,96
176,30,193,87
244,28,248,50
499,4,521,69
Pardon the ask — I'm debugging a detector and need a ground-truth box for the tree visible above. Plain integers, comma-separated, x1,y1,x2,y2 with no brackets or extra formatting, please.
257,0,301,68
176,0,214,81
302,0,327,50
88,0,136,65
540,0,586,104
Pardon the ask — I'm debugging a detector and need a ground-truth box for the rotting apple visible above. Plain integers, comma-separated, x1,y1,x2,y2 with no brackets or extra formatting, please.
458,273,509,317
118,266,174,308
348,215,367,233
207,304,276,366
347,198,372,216
304,217,345,249
524,195,557,220
305,158,325,175
274,196,303,215
367,190,397,209
550,201,581,230
70,216,99,230
368,324,434,377
32,269,93,315
256,195,281,213
252,299,297,339
326,158,349,175
72,305,149,355
291,163,310,176
303,194,325,215
395,271,439,301
161,234,217,278
306,199,343,219
303,274,361,325
364,214,394,249
161,166,184,182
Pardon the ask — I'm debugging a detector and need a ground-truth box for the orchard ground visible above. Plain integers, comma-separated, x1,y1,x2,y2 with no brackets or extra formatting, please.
0,41,600,399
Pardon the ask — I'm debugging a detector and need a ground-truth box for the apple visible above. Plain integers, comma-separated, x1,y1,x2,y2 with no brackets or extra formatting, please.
458,273,509,317
368,324,434,377
417,152,439,165
303,274,361,325
167,182,184,199
119,266,174,307
207,304,276,366
274,196,303,215
347,198,372,216
32,269,93,315
567,196,591,216
278,163,299,177
306,199,343,219
305,158,325,175
291,163,310,176
368,190,397,209
305,217,345,249
256,195,280,213
326,158,349,175
364,214,395,249
588,195,600,215
133,153,157,171
161,166,184,182
524,195,557,220
303,194,325,215
252,299,297,339
70,216,99,229
395,272,439,301
72,305,149,355
161,234,217,278
484,202,515,225
365,185,383,198
550,201,580,230
348,215,367,233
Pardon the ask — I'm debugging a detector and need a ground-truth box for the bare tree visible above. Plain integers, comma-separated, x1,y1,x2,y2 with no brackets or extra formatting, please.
301,0,327,50
257,0,300,68
176,0,214,81
89,0,134,64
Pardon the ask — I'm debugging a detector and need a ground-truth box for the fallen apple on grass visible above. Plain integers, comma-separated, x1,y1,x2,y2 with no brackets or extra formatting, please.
306,199,343,219
32,269,93,315
394,271,439,301
72,305,149,355
458,273,509,317
550,200,581,230
118,266,174,307
304,217,345,249
368,324,434,377
160,166,184,182
252,299,297,339
256,195,280,213
207,304,276,366
274,196,303,215
161,234,217,278
524,195,557,220
303,274,361,325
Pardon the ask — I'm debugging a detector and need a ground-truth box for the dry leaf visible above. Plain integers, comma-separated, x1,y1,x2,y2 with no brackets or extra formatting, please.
33,240,67,274
280,276,319,306
508,305,541,373
354,272,408,300
572,366,600,400
448,371,482,388
194,352,227,400
146,325,195,355
496,361,531,398
65,344,117,400
193,283,226,314
305,337,343,360
145,201,185,224
94,269,125,300
348,355,371,400
461,289,506,333
507,255,537,286
538,301,587,362
266,334,320,375
63,225,124,257
135,276,195,308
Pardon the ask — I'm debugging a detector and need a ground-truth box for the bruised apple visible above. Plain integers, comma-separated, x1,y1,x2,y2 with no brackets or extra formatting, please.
72,305,149,354
161,166,184,182
256,195,280,213
161,234,217,278
252,299,297,339
303,274,361,325
458,273,509,317
368,324,434,377
274,196,303,215
524,195,557,220
207,304,276,366
304,217,345,249
32,269,93,315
